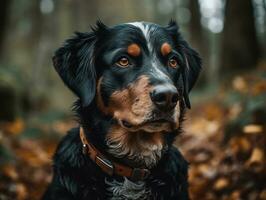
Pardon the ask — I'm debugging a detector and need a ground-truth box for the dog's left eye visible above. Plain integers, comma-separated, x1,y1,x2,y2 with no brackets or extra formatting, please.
116,57,130,68
168,57,178,68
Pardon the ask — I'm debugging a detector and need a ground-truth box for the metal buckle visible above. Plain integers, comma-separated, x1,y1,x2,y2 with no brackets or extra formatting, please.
131,168,150,181
95,156,114,176
82,144,87,155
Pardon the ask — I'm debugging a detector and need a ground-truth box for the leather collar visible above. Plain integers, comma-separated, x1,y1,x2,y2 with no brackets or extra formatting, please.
79,127,150,181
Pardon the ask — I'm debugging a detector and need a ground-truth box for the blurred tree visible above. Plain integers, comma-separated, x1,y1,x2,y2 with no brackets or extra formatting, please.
0,0,10,60
263,0,266,57
221,0,260,73
0,83,17,121
0,0,17,122
188,0,208,86
188,0,203,55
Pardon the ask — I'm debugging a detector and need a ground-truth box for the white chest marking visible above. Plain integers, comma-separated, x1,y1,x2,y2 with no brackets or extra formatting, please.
105,177,150,200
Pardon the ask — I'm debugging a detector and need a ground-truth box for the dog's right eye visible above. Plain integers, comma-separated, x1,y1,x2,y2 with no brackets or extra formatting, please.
116,57,130,68
168,57,178,68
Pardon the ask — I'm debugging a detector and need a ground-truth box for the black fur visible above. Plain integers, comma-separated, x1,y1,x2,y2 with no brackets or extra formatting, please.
42,127,189,200
53,31,97,107
43,20,201,200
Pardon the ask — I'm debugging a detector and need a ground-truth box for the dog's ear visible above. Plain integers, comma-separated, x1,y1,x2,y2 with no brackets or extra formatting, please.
53,21,107,107
167,20,202,108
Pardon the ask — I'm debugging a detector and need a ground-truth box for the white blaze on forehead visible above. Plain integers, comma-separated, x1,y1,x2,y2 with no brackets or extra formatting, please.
127,22,153,52
128,22,171,81
128,22,148,37
150,58,171,81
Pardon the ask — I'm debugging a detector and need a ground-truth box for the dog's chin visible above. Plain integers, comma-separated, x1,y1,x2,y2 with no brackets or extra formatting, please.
107,117,178,168
119,119,178,133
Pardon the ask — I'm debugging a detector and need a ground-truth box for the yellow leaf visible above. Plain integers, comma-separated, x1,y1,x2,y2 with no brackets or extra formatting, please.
230,191,241,200
229,137,251,153
214,178,230,190
2,118,25,135
16,183,27,200
243,124,263,134
248,148,264,164
232,76,248,93
1,164,18,180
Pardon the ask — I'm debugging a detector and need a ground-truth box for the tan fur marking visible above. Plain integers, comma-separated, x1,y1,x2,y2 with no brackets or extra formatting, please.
109,75,153,125
97,75,181,132
161,42,172,56
127,43,141,57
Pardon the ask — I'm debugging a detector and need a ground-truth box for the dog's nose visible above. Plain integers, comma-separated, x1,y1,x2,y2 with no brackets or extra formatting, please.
150,85,179,110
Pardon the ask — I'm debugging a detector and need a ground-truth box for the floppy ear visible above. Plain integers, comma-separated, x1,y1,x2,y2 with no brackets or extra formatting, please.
53,21,107,107
167,20,202,108
180,45,201,109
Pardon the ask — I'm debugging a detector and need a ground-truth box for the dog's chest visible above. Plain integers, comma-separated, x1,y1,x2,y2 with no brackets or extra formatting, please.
105,177,151,200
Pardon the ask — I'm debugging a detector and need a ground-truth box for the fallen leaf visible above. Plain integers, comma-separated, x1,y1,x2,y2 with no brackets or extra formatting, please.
243,124,263,134
1,118,25,135
247,148,264,164
229,137,251,153
260,190,266,199
16,183,27,200
214,178,230,190
1,164,18,180
232,76,248,93
230,190,241,200
252,80,266,95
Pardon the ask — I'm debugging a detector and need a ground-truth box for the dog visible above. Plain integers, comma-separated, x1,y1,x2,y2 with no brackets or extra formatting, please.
42,20,201,200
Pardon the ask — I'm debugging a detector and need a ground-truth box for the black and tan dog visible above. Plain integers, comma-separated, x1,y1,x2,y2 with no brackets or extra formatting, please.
42,20,201,200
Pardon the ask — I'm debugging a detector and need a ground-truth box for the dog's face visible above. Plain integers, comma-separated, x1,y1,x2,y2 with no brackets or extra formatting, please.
97,22,184,133
53,21,201,134
53,21,201,167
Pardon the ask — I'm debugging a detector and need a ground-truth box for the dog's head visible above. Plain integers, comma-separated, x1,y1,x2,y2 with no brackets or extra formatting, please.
53,21,201,135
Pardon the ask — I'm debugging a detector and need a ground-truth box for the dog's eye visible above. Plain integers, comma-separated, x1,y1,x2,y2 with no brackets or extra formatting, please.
116,57,130,67
168,58,178,68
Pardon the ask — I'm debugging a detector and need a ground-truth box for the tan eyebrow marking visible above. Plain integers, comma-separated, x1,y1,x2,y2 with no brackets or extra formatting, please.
161,42,172,56
127,43,141,57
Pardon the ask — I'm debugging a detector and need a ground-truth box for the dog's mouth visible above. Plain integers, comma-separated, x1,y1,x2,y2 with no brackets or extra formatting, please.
121,119,169,127
119,115,176,132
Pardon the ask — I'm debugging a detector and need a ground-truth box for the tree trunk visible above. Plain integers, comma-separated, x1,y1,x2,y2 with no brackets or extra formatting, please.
188,0,208,87
221,0,259,73
0,84,17,122
0,0,11,60
188,0,203,54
